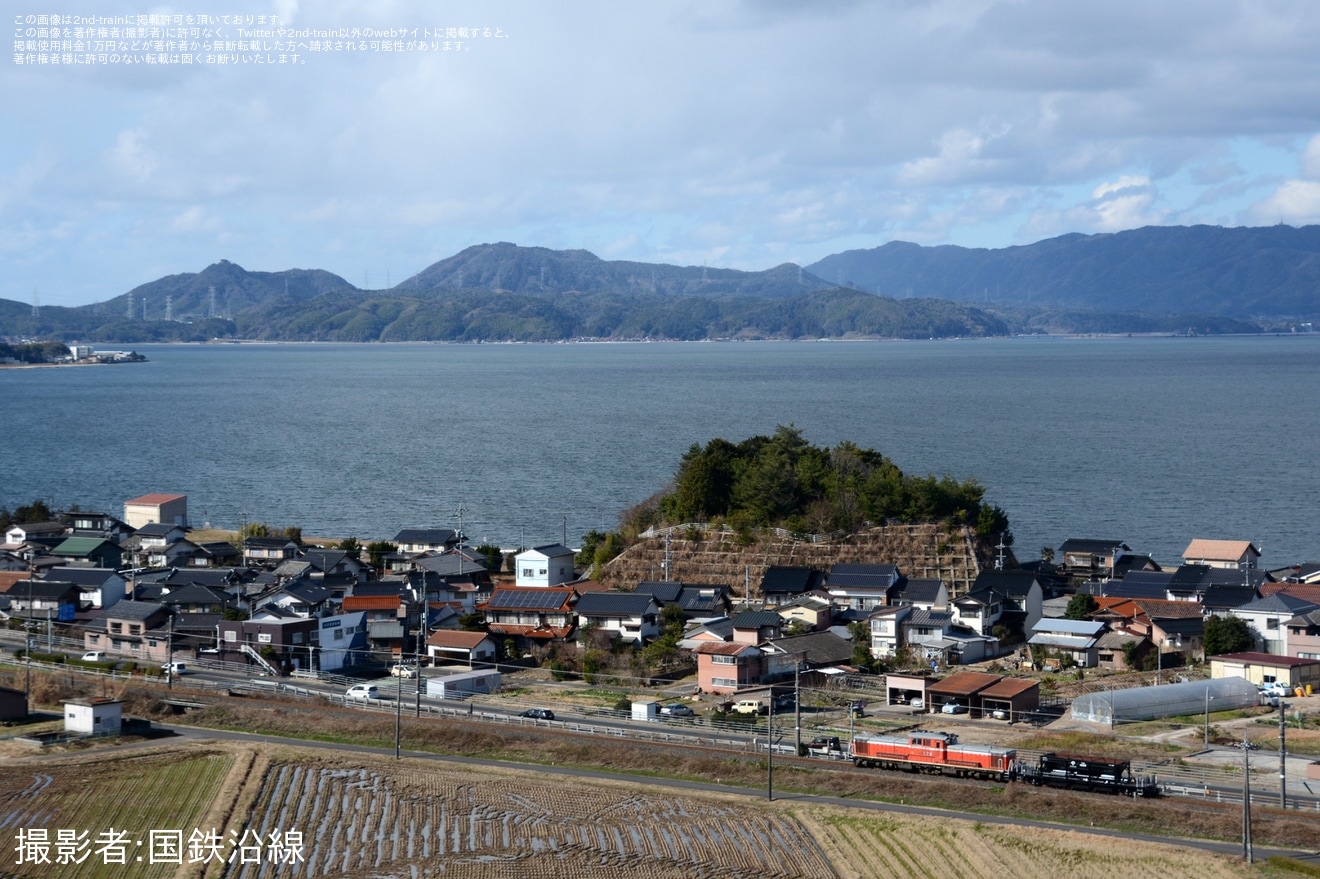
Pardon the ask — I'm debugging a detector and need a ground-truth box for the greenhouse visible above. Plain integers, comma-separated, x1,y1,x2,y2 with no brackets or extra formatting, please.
1070,677,1261,725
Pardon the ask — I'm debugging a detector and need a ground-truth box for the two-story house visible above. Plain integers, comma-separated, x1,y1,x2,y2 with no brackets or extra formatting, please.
574,592,660,647
45,567,126,610
758,566,825,608
1232,594,1320,655
1057,538,1131,581
83,600,173,661
392,528,459,554
481,587,577,648
514,545,577,588
694,642,763,694
825,563,901,612
1183,539,1261,570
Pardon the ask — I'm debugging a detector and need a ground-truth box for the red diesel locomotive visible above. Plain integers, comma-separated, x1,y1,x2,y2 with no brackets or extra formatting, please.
851,730,1016,781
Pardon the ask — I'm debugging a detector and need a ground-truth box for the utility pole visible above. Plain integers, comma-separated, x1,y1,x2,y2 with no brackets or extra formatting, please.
166,614,174,690
766,696,774,802
794,663,802,757
1242,733,1253,863
1280,700,1288,810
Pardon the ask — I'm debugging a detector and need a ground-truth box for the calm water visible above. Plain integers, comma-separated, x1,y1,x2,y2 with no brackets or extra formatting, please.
3,336,1317,567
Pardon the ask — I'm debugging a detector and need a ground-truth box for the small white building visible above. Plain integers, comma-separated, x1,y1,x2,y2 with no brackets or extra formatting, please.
425,668,502,699
64,698,122,736
514,544,576,588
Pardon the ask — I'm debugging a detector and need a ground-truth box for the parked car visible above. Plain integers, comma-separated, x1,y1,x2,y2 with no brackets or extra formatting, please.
81,651,106,662
161,661,188,675
733,699,767,715
1260,682,1291,697
389,663,418,678
659,703,694,717
520,708,555,721
807,735,843,756
848,700,866,717
345,683,380,700
941,702,967,715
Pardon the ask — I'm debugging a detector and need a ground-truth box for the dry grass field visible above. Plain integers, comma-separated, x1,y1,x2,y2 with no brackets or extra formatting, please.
0,742,1284,879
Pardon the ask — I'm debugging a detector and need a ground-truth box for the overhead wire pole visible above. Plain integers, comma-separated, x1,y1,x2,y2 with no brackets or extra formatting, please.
766,697,774,802
1242,733,1253,863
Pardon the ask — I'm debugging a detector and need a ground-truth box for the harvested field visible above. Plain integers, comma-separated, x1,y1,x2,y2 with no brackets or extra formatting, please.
800,809,1262,879
0,741,1295,879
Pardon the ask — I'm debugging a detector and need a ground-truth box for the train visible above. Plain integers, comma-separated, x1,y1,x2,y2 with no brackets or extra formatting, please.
847,730,1161,796
851,730,1017,781
1016,752,1160,797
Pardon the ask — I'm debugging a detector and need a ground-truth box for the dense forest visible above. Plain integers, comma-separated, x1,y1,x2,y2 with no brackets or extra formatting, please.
619,426,1012,540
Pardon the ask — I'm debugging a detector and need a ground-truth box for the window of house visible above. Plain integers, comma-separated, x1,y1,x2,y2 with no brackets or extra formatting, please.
224,630,237,642
129,624,141,635
1266,618,1279,630
711,654,735,664
292,633,303,644
333,629,343,640
712,677,737,688
110,622,122,634
538,568,547,576
258,633,272,643
522,568,533,578
148,640,157,648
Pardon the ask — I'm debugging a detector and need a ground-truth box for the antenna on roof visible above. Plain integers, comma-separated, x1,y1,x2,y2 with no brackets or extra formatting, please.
995,535,1007,571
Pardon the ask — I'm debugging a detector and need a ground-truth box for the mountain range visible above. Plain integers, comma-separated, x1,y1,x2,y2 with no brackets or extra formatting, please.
3,225,1316,343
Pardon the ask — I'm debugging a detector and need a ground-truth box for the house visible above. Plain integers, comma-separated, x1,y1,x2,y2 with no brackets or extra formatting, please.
49,536,123,569
950,587,1003,637
83,601,173,661
315,611,369,671
481,587,576,648
3,521,67,545
243,537,300,566
44,567,126,610
7,580,81,622
67,511,132,542
1284,609,1320,660
219,610,320,671
901,608,957,661
1210,652,1320,692
964,569,1044,638
341,592,419,657
426,629,498,666
825,563,901,611
300,548,367,584
123,493,188,528
1027,618,1106,668
761,630,855,669
758,566,825,607
694,642,763,694
677,616,734,649
888,577,948,610
775,594,834,633
731,610,782,645
513,544,576,588
131,522,188,548
1230,593,1319,654
1104,570,1174,600
161,583,239,615
1095,630,1153,671
574,592,660,646
868,606,912,659
1183,539,1261,570
253,581,333,618
188,541,242,567
1057,539,1131,579
632,581,733,618
393,528,459,554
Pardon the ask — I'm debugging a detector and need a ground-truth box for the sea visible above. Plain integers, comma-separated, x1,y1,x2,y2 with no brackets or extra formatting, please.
3,335,1317,569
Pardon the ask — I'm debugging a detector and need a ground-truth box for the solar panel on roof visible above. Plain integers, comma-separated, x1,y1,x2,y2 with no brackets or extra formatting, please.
490,590,568,609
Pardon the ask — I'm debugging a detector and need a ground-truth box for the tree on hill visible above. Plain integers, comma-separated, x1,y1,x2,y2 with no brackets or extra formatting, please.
634,425,1012,540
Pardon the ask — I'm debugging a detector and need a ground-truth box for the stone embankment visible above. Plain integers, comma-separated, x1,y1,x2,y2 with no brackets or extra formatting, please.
597,521,1005,599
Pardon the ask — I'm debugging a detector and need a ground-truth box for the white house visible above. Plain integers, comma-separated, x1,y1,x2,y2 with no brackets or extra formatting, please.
123,493,188,529
514,544,576,588
868,605,913,659
1230,593,1319,655
574,592,660,646
1028,618,1106,668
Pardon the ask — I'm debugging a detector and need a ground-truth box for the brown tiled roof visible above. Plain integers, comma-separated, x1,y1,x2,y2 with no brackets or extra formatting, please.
426,630,492,649
342,596,402,611
695,642,758,656
0,572,29,593
1183,539,1257,561
1131,598,1204,619
1263,583,1320,604
125,493,186,505
1214,652,1320,667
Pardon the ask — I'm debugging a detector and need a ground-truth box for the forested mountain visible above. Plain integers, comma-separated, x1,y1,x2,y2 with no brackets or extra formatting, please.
807,224,1320,317
4,226,1317,343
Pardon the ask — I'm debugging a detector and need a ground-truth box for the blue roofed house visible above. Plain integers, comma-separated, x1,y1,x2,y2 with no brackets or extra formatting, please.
1028,618,1106,668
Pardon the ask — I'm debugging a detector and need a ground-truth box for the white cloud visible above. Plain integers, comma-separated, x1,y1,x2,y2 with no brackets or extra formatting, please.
1249,180,1320,224
1301,134,1320,180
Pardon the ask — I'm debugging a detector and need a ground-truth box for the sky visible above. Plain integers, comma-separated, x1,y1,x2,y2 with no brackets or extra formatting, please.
8,0,1320,307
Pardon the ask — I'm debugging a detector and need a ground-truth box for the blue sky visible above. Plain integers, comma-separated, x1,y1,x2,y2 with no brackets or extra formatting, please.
8,0,1320,306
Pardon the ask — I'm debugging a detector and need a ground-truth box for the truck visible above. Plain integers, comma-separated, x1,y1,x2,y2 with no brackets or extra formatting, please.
807,736,844,758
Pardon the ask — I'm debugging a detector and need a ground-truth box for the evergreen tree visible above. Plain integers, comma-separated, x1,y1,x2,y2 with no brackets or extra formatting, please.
1203,614,1254,656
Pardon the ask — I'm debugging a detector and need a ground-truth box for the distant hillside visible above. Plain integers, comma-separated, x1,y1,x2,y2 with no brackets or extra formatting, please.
807,224,1320,318
398,242,829,299
6,227,1318,342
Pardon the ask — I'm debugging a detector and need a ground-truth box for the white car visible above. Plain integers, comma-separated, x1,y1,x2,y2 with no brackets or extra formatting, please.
346,683,381,700
659,703,694,717
161,661,188,675
940,702,967,715
389,663,418,678
1260,682,1291,698
81,651,106,662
